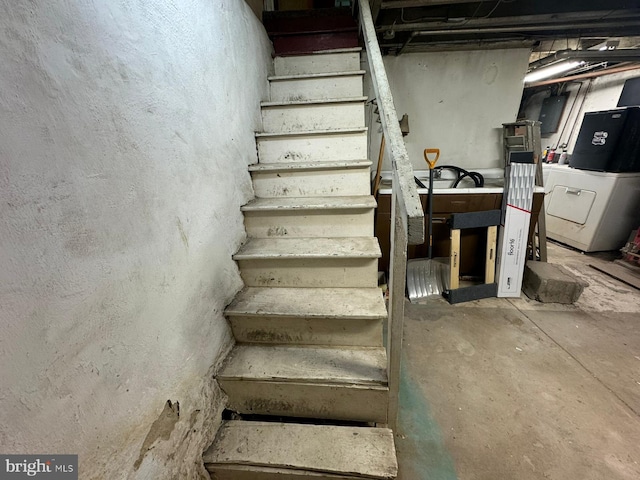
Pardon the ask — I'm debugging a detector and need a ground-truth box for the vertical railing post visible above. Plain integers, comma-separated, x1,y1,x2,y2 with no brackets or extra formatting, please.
387,190,408,430
358,0,425,431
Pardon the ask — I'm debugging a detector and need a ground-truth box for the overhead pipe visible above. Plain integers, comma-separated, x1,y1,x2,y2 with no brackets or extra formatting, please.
377,11,640,33
396,20,640,55
528,49,640,70
405,20,640,37
396,26,640,56
397,31,419,55
396,20,640,56
525,63,640,88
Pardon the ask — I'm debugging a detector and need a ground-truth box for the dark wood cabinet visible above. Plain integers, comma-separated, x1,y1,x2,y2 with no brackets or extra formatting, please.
375,191,544,276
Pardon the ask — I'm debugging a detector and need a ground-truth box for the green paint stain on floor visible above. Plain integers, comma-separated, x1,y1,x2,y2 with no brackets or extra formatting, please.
396,357,458,480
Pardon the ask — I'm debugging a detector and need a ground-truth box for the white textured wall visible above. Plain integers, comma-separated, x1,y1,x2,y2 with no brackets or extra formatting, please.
525,70,640,153
0,1,272,478
365,49,530,171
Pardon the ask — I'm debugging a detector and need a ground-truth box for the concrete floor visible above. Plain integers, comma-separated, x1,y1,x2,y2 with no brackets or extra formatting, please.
396,243,640,480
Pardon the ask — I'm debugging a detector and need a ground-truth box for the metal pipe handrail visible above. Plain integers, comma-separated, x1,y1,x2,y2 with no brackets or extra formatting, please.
358,0,425,431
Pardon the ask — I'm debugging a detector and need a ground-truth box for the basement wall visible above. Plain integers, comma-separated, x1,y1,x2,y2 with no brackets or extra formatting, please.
0,1,272,478
523,70,640,154
364,48,530,172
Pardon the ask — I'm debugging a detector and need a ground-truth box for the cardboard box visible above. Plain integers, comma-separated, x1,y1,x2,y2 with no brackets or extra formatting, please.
497,156,537,297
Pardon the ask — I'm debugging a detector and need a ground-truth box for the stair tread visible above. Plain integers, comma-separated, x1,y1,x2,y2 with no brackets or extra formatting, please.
255,127,367,138
242,195,376,211
233,237,382,260
219,345,387,385
226,287,386,319
204,421,397,479
261,96,367,107
248,160,371,172
269,70,366,81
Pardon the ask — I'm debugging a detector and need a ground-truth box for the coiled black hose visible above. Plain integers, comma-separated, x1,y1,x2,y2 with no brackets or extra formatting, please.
414,165,484,189
439,165,484,188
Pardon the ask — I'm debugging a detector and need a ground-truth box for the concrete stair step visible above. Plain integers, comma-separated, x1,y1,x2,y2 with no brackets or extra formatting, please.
274,47,362,76
269,70,365,102
226,286,386,346
250,161,371,198
234,237,381,260
248,160,370,173
242,195,377,211
261,97,366,134
242,195,376,238
256,127,368,164
233,237,381,288
204,420,397,479
218,345,388,422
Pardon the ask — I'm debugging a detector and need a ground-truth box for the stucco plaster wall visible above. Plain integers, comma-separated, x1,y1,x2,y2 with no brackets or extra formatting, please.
364,48,530,171
0,0,272,478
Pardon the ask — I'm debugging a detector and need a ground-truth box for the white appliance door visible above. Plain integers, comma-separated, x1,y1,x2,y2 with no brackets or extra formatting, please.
547,185,597,225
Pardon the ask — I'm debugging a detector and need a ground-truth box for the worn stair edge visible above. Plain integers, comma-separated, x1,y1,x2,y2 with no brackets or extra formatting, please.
208,463,366,479
204,421,397,479
249,160,371,173
269,70,366,81
255,127,367,138
261,96,367,107
241,196,377,212
218,345,387,385
225,287,386,319
233,237,382,260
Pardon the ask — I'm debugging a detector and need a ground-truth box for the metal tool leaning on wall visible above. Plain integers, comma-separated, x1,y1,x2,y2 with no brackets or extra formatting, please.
407,148,450,302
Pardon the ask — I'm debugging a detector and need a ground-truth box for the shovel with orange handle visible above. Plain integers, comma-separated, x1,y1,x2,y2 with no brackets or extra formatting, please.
424,148,440,259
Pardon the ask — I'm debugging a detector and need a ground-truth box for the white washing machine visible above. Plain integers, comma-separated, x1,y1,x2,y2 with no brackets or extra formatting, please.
544,165,640,252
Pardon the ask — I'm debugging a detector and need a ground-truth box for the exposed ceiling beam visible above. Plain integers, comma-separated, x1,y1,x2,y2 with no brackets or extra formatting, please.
380,0,478,8
376,10,640,33
392,19,640,38
383,38,534,53
379,0,638,14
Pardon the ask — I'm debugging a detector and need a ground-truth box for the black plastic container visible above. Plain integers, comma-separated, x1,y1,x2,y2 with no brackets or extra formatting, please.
569,107,640,172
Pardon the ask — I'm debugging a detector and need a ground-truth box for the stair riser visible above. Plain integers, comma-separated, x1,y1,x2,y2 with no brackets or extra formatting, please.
244,209,374,238
273,32,359,57
237,258,379,288
229,316,383,347
256,131,367,163
261,102,364,133
220,380,388,423
274,52,360,76
270,75,363,102
251,168,370,198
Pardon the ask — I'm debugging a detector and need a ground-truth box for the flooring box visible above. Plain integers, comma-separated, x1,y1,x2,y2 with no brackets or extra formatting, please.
497,156,537,297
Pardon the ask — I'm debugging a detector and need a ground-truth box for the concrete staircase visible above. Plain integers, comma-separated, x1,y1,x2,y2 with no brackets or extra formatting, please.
204,48,398,479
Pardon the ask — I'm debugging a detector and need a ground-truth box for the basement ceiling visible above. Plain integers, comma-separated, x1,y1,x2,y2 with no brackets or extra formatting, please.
371,0,640,55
